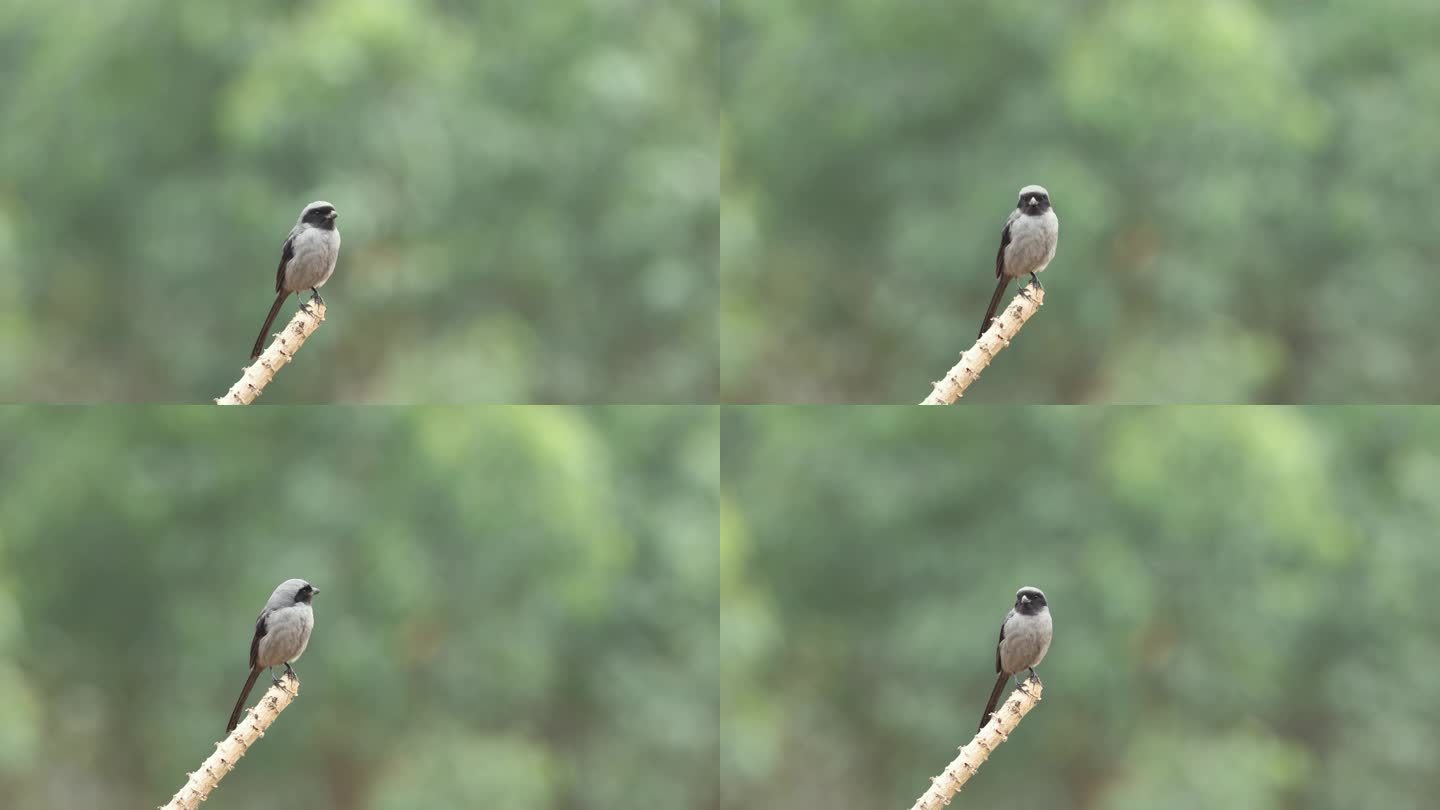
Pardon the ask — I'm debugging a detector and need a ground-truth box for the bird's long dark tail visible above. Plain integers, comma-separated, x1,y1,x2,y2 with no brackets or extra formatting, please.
977,276,1012,339
978,672,1010,732
227,667,262,732
251,291,289,360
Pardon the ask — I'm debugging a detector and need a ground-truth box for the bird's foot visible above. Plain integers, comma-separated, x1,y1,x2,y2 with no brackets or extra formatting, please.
1029,273,1044,291
310,289,325,306
284,662,297,679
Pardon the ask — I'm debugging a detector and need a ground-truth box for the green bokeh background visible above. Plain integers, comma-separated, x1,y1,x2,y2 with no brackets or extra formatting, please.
0,406,718,808
723,407,1440,809
0,0,716,402
722,1,1440,402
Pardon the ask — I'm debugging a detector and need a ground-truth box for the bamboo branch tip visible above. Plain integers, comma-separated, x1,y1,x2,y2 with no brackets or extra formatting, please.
920,285,1048,404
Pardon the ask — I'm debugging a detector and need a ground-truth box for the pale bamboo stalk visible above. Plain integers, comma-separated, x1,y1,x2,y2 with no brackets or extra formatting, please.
921,285,1044,404
907,678,1044,810
160,673,301,810
216,297,327,405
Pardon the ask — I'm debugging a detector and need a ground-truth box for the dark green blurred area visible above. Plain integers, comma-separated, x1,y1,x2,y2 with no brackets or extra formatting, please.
0,0,716,402
722,1,1440,402
0,406,718,808
723,408,1440,809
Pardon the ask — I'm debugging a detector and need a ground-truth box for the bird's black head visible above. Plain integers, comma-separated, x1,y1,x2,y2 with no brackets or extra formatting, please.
1016,185,1051,216
295,582,319,604
1014,586,1047,615
299,201,338,230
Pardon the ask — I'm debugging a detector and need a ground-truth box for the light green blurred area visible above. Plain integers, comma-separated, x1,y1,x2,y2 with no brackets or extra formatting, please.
0,406,719,808
722,408,1440,809
722,0,1440,402
0,0,717,402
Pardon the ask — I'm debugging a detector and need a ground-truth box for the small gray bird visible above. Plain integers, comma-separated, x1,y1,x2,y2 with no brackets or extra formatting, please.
250,201,342,359
977,185,1059,338
226,578,319,732
977,586,1052,732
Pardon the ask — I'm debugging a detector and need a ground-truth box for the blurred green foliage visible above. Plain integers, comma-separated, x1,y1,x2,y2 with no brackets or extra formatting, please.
0,406,718,808
722,0,1440,402
0,0,716,402
723,407,1440,809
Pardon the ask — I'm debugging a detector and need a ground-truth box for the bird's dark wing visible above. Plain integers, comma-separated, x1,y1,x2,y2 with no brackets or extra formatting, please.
274,234,296,293
249,611,269,670
994,615,1007,673
994,217,1013,278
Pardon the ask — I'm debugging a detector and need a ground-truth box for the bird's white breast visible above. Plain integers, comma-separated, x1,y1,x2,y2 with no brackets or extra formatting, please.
256,604,314,667
999,608,1052,673
1003,210,1059,279
288,227,341,288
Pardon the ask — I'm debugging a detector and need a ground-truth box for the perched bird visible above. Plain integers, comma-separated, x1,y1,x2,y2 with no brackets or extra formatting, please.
250,201,341,359
977,185,1059,338
977,586,1052,732
226,578,319,732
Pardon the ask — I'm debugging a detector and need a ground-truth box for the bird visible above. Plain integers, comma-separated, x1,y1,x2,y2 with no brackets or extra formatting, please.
250,201,341,359
226,578,319,733
977,586,1052,732
977,185,1059,338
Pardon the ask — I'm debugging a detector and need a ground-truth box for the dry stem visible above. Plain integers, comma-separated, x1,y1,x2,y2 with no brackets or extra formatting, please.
907,678,1044,810
921,284,1044,404
160,672,301,810
216,297,327,405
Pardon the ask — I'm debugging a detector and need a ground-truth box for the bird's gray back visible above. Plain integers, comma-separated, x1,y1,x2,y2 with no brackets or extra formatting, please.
999,607,1052,674
1002,210,1058,279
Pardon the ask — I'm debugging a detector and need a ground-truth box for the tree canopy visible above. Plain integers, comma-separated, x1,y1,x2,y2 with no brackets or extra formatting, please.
723,0,1440,402
0,0,715,402
0,407,718,807
723,407,1440,809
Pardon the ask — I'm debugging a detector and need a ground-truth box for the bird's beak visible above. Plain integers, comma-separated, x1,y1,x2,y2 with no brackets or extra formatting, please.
310,587,320,596
1027,197,1038,207
326,211,338,221
1020,595,1031,604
